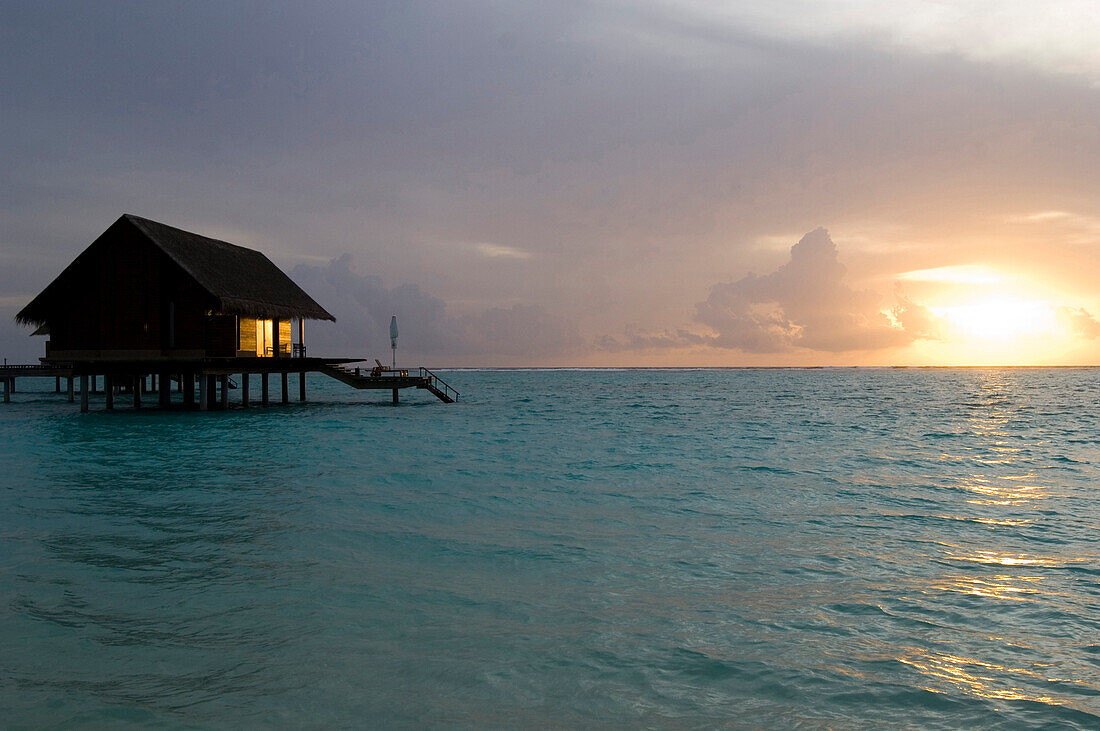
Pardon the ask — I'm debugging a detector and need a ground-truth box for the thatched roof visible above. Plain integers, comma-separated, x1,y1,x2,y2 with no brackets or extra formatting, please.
16,214,335,327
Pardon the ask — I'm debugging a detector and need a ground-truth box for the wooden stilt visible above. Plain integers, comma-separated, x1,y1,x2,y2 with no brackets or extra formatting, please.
220,375,229,408
80,374,89,412
261,372,269,406
392,388,399,405
281,372,289,404
183,372,195,407
133,376,142,408
198,374,208,411
177,374,183,393
3,377,10,403
55,376,61,393
299,372,306,402
241,373,250,406
67,377,74,402
105,375,114,410
159,372,171,408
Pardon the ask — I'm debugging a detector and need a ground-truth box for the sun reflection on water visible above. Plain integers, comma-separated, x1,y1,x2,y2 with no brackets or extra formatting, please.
898,648,1062,706
933,374,1057,508
936,515,1031,527
903,374,1092,707
944,550,1047,566
953,476,1046,506
931,574,1046,602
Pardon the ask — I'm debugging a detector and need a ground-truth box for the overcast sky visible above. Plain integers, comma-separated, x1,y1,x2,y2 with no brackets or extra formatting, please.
2,1,1099,365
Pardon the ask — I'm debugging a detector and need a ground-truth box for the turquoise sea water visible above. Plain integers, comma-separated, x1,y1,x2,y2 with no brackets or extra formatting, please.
2,368,1100,728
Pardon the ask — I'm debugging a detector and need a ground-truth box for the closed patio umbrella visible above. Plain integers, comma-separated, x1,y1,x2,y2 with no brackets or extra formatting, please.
390,315,398,369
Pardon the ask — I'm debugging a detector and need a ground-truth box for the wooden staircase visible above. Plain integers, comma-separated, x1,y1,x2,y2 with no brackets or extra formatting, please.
422,380,455,404
319,364,458,403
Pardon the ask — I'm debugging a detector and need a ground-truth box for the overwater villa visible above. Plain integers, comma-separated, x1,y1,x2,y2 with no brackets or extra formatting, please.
3,215,456,409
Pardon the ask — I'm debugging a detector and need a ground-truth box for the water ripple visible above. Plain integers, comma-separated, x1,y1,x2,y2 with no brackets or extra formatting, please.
2,368,1099,726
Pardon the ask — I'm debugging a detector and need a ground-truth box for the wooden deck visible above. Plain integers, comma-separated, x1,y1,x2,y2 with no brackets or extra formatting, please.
1,357,458,408
0,363,77,403
320,364,457,403
0,363,74,378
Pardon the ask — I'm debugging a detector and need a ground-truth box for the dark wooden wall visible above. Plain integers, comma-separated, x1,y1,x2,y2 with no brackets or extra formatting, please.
205,315,237,357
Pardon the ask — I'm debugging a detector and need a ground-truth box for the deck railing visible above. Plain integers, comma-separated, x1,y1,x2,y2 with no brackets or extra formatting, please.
0,363,72,376
344,364,408,377
420,367,459,402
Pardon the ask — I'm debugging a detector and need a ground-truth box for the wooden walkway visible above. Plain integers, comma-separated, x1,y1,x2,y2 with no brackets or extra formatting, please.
1,358,458,408
1,363,76,403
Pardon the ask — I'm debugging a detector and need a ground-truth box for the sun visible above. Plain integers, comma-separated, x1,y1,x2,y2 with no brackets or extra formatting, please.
932,299,1059,342
894,263,1096,365
909,297,1075,365
907,295,1088,366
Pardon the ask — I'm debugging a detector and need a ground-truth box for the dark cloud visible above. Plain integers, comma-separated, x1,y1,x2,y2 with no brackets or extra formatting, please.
1,254,582,366
290,255,582,364
694,228,913,353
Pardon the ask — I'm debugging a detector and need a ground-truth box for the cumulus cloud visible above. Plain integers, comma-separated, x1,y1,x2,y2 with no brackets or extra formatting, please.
694,228,917,353
890,287,942,341
290,254,581,363
1057,306,1100,339
597,228,941,355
